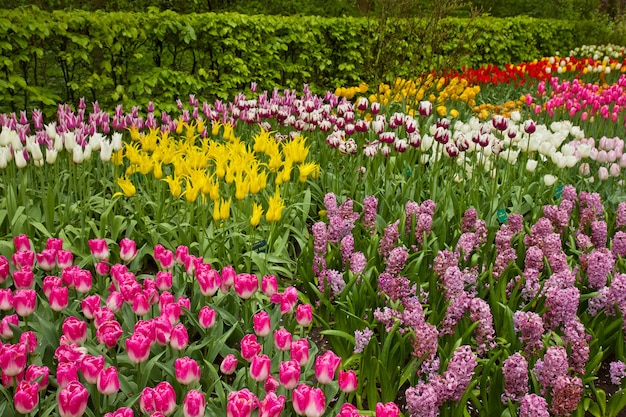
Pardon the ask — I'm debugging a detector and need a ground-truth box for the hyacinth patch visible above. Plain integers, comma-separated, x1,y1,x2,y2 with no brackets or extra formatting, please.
3,44,626,416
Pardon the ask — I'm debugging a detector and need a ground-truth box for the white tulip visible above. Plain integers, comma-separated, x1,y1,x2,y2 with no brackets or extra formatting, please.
544,174,558,186
0,146,11,168
82,145,92,161
14,149,27,168
46,148,58,164
526,159,538,172
72,146,83,164
111,132,124,151
0,126,16,146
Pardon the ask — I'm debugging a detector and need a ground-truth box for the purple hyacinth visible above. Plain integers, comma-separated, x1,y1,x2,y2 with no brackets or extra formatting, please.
353,327,374,354
406,383,439,417
591,220,608,247
440,292,472,336
340,234,354,266
610,361,626,385
379,220,400,259
519,394,549,417
612,231,626,257
349,252,367,275
362,196,378,234
513,311,545,354
543,286,580,330
550,375,583,416
469,298,495,356
501,353,528,403
584,248,614,289
385,246,409,276
533,346,568,394
437,345,478,402
617,202,626,229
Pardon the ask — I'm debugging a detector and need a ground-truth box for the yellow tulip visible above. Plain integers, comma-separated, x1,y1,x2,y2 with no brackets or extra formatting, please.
213,199,221,222
220,198,231,220
265,190,285,222
436,106,447,117
211,121,222,136
298,162,320,183
114,176,136,197
164,175,183,198
250,203,263,227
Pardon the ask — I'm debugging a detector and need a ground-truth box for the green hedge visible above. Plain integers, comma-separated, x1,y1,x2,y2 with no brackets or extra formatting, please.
0,7,610,114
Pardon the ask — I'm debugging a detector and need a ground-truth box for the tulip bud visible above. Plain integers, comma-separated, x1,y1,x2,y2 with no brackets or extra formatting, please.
220,354,238,375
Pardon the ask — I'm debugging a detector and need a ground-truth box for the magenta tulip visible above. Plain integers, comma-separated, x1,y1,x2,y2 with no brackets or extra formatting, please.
253,311,271,337
132,293,150,316
88,238,109,261
58,380,89,417
0,256,10,282
97,367,120,395
338,370,358,393
19,331,37,354
126,333,152,364
0,342,27,376
261,275,278,296
279,360,301,390
290,339,310,367
226,389,258,417
96,319,123,349
274,328,292,351
175,356,201,385
13,289,36,317
220,354,239,375
296,304,313,327
170,323,189,350
265,374,280,393
240,334,262,362
119,238,137,262
80,355,105,384
56,250,73,269
375,402,401,417
154,381,177,416
104,407,134,417
62,317,88,345
36,248,57,271
250,354,271,382
259,392,286,417
14,380,39,414
314,350,342,384
198,306,216,329
56,362,79,388
183,389,206,417
48,286,69,311
156,271,173,291
12,250,35,270
13,269,34,289
234,273,259,299
13,234,32,252
0,288,12,310
81,295,101,319
25,364,49,390
196,268,221,296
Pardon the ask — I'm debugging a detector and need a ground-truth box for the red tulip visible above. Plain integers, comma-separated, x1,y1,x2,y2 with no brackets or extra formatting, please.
57,380,89,417
14,380,39,414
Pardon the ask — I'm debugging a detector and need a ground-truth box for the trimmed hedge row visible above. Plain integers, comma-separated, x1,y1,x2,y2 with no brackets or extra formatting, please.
0,7,610,114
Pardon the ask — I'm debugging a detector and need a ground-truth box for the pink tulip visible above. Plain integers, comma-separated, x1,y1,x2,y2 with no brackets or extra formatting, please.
36,248,57,270
274,328,292,351
196,268,221,296
220,354,238,375
253,311,271,337
13,269,34,289
54,343,86,364
88,238,109,261
154,245,174,270
175,356,201,385
0,256,9,282
279,360,301,390
261,275,278,296
97,367,120,395
119,238,137,262
81,295,101,319
139,387,158,414
132,293,150,316
57,362,79,388
154,381,177,416
62,317,88,345
153,316,173,346
315,350,342,384
45,237,63,250
296,304,313,327
74,270,93,293
96,320,123,349
156,271,173,291
13,234,31,252
126,333,152,364
94,308,116,329
134,320,156,342
13,289,36,317
170,323,189,350
226,389,258,417
234,273,258,299
80,355,105,384
58,380,89,417
106,291,124,312
293,384,326,417
198,306,216,329
0,314,19,339
259,392,286,417
250,354,271,382
41,276,59,299
176,245,189,264
19,331,37,354
183,389,206,417
104,407,134,417
57,250,73,269
265,374,280,393
177,296,190,312
290,338,310,367
161,302,181,325
220,265,237,292
95,261,109,276
375,402,400,417
14,380,39,414
338,370,358,393
0,288,12,310
12,251,35,270
241,334,262,362
25,364,49,390
49,286,69,311
337,403,362,417
0,343,27,376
